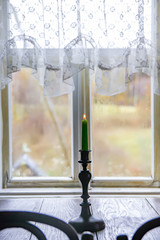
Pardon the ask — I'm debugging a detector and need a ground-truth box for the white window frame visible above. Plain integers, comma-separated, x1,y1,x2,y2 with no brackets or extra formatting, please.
0,63,160,190
1,72,79,189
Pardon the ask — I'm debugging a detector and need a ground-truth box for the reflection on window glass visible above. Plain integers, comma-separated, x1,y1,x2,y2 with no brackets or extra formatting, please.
92,73,151,177
11,69,71,177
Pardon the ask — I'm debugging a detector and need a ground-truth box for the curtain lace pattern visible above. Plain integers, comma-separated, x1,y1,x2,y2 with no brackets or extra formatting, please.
0,0,159,96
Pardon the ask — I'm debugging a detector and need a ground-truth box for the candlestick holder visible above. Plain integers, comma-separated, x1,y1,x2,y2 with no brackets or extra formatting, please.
69,150,105,233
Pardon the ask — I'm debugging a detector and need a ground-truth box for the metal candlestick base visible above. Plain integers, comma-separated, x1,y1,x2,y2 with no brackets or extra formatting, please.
69,150,105,233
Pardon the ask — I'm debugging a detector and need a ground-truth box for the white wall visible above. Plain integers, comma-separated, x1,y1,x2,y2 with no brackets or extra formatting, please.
0,91,2,189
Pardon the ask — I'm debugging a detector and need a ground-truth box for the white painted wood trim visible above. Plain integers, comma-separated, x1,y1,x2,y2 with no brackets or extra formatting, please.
5,176,155,188
2,86,10,189
71,73,81,181
1,187,160,198
0,91,2,189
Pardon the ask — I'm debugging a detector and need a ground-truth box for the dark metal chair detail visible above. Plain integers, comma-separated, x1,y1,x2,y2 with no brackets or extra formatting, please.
81,231,94,240
0,211,93,240
117,217,160,240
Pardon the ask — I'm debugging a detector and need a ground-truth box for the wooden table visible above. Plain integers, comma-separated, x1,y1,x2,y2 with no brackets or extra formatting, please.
0,197,160,239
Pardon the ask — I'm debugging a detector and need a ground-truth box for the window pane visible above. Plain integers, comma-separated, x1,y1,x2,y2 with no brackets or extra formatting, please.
11,69,71,177
92,73,151,177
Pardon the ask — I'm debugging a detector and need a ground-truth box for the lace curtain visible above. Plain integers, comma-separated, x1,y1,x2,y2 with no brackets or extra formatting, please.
0,0,159,96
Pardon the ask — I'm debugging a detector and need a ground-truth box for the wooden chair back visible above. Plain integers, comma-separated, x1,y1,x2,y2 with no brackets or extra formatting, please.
0,211,93,240
117,217,160,240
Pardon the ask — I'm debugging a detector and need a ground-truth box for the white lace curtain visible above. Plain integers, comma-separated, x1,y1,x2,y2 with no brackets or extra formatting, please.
0,0,159,96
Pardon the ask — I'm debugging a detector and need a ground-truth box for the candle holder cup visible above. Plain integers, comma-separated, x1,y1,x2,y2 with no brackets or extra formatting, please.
69,150,105,233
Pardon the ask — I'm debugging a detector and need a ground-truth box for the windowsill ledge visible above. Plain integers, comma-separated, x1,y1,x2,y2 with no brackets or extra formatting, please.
1,187,160,198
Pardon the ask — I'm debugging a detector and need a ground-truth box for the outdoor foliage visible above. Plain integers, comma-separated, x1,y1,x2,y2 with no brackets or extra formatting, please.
11,69,151,177
92,74,151,177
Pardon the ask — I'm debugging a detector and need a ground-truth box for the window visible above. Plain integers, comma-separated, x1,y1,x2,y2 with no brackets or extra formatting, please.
1,67,158,190
11,69,72,178
1,0,160,193
92,74,151,178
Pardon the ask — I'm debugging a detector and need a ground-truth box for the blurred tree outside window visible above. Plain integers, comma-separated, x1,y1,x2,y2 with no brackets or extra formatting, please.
92,72,151,177
11,69,72,177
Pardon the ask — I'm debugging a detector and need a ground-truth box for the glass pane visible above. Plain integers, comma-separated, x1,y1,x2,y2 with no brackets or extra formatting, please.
11,69,71,177
92,73,151,177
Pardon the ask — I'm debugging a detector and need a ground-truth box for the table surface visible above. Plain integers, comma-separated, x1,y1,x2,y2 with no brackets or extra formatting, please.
0,197,160,239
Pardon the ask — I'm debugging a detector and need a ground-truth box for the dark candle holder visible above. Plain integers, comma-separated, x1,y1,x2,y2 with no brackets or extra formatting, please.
69,150,105,233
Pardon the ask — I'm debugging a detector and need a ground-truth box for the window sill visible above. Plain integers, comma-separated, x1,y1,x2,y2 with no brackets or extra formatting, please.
1,187,160,198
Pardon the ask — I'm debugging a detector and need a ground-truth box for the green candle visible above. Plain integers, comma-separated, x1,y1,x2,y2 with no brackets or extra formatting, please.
82,114,88,151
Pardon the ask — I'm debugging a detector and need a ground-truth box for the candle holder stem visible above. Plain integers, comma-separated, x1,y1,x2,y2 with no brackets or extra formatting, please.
69,150,105,233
